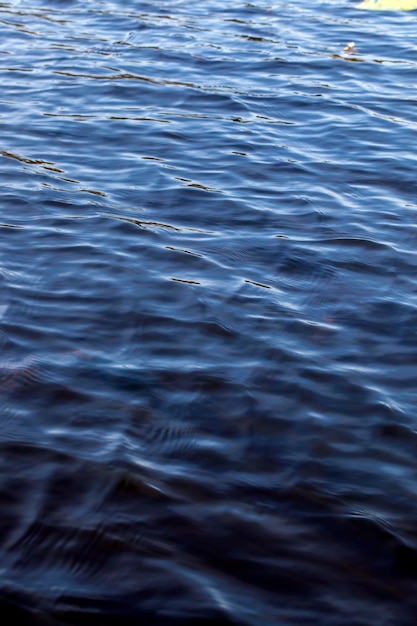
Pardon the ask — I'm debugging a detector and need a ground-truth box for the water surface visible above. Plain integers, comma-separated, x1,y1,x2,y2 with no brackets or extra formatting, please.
1,1,417,624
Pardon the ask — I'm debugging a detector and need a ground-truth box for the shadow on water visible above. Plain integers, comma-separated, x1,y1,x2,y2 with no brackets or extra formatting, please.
0,421,416,624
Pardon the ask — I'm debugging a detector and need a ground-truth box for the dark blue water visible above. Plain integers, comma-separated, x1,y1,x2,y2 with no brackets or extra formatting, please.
1,0,417,623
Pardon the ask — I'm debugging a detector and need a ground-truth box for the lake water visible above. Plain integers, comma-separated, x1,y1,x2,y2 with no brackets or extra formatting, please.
1,0,417,624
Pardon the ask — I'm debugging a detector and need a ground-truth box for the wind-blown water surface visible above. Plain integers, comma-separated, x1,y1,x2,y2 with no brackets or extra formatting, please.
1,0,417,624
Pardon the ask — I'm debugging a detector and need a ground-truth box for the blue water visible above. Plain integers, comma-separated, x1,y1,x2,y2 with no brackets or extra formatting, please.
1,0,417,624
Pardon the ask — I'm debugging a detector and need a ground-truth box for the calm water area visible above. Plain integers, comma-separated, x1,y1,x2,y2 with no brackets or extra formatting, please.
1,0,417,624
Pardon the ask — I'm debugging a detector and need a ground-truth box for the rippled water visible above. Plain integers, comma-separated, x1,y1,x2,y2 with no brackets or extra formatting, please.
1,0,417,623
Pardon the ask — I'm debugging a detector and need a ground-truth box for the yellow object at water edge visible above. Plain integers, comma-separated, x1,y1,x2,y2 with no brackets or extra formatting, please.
357,0,417,9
